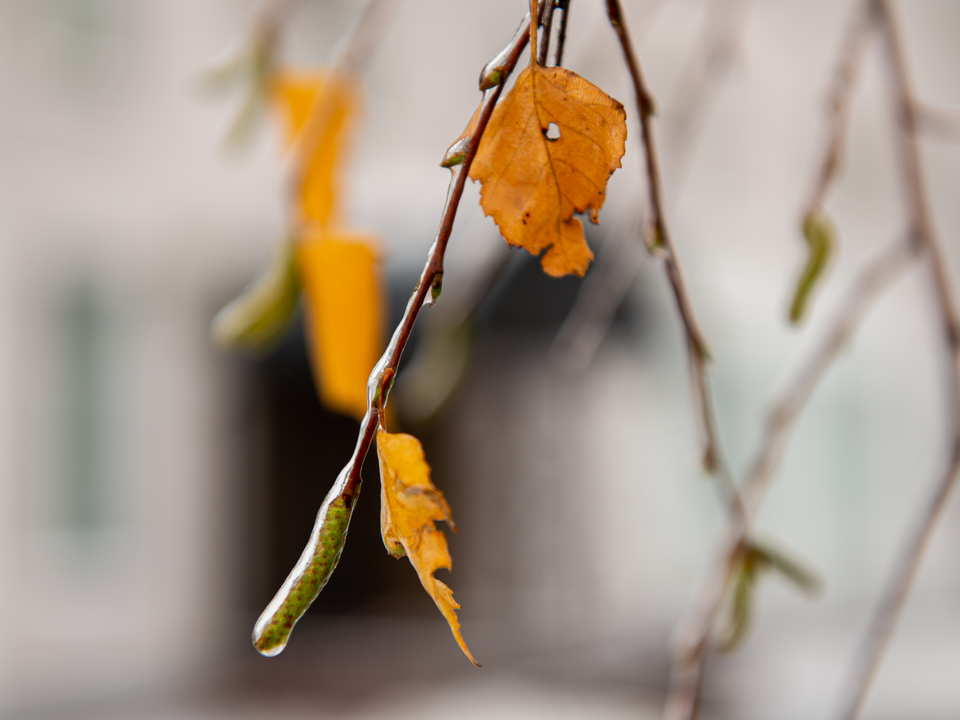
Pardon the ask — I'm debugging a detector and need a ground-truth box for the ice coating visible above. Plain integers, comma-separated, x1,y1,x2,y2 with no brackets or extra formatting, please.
252,483,354,656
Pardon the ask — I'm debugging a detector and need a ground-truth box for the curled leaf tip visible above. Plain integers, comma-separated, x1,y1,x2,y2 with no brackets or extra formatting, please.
750,539,823,596
377,431,477,665
789,210,835,324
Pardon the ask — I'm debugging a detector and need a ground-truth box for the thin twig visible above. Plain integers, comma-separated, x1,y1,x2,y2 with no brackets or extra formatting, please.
604,0,745,527
553,0,752,374
285,0,393,230
550,0,572,67
253,5,540,652
803,0,879,216
336,5,536,501
537,0,557,66
829,1,960,716
664,3,906,715
661,0,753,188
665,232,919,718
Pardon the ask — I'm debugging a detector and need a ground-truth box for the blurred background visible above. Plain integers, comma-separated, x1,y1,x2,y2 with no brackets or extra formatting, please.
0,0,959,718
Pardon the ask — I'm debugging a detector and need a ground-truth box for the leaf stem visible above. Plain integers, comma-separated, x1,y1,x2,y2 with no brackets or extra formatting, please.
537,0,557,66
550,0,572,67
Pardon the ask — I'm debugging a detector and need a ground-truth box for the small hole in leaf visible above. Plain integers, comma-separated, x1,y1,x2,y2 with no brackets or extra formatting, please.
544,122,561,141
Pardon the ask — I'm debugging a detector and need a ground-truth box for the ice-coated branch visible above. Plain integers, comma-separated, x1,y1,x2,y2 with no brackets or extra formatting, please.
251,4,539,658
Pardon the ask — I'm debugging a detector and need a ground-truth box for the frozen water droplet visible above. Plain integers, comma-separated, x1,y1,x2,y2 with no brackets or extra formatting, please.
545,122,560,141
441,137,469,168
426,272,443,307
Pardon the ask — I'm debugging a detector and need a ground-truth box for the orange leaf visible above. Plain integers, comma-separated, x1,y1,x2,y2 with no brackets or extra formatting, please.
376,430,478,666
297,232,382,421
273,71,359,230
469,64,626,277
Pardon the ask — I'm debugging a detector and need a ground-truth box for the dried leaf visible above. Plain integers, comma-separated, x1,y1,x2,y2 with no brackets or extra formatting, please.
376,430,478,666
789,210,835,323
273,71,359,229
211,240,298,352
297,232,382,421
718,540,821,653
469,64,626,277
718,550,756,653
750,539,823,595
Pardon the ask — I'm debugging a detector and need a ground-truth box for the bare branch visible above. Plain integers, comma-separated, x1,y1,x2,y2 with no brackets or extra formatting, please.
537,0,558,66
829,1,960,716
550,0,572,67
665,2,919,713
667,235,919,720
285,0,393,229
553,0,752,374
803,0,880,216
604,0,726,483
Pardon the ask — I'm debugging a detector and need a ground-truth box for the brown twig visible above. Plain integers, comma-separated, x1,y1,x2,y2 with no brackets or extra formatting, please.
537,0,557,66
553,0,752,374
829,1,960,717
663,3,902,716
803,0,879,216
285,0,393,230
604,1,746,537
297,1,537,546
550,0,572,67
666,232,919,719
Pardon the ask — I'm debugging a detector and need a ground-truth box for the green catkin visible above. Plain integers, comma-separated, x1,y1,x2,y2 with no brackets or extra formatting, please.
252,492,354,656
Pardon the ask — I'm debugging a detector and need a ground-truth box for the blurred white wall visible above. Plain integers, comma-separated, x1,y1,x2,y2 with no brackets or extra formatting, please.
0,1,957,719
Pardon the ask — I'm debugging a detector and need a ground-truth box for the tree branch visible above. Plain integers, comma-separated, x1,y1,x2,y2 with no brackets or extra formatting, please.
829,1,960,716
664,2,911,715
803,0,879,216
252,4,538,656
604,0,727,482
550,0,572,67
553,0,751,374
604,0,746,540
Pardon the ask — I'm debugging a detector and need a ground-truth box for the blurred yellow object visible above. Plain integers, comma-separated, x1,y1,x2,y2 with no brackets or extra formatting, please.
272,71,358,229
297,233,382,421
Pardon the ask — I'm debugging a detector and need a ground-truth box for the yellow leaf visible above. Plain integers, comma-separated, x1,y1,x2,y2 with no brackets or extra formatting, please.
468,64,626,277
273,71,359,229
376,430,478,666
297,232,382,421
